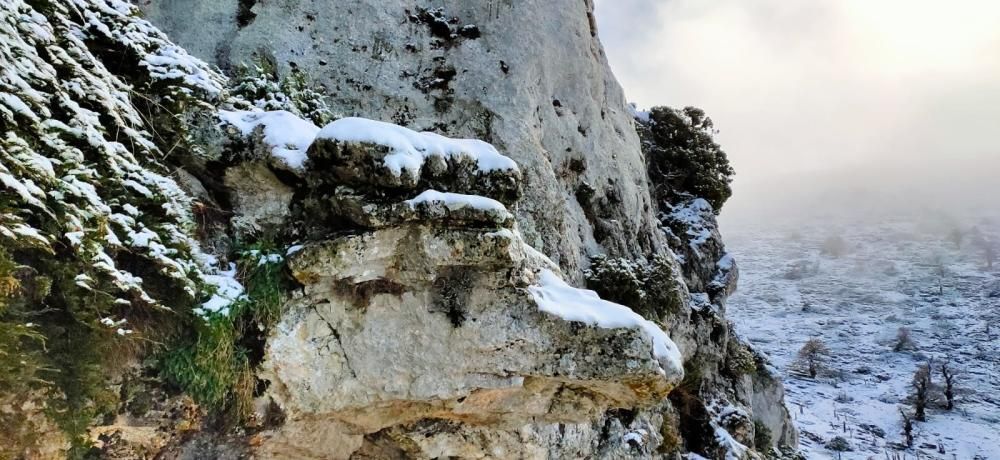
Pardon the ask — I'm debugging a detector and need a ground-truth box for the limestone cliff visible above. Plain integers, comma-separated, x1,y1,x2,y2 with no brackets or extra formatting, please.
0,0,797,458
141,0,661,279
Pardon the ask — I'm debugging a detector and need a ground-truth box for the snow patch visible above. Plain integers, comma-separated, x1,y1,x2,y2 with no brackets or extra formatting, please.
668,198,715,248
405,190,509,214
316,117,519,176
197,263,245,317
627,102,650,123
528,269,683,376
622,429,647,446
218,110,319,170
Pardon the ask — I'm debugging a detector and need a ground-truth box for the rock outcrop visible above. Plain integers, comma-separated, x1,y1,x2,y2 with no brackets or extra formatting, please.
256,130,683,457
140,0,663,279
0,0,798,458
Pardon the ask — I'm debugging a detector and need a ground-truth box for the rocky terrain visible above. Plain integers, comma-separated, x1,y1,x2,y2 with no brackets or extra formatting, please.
0,0,797,458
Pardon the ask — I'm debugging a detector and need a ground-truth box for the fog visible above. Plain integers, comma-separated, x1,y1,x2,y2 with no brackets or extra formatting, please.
594,0,1000,225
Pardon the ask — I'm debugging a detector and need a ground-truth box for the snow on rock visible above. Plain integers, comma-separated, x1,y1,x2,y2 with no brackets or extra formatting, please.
709,252,738,295
529,269,684,376
668,198,715,248
218,110,319,170
405,190,509,214
627,102,651,123
622,429,648,446
316,117,519,176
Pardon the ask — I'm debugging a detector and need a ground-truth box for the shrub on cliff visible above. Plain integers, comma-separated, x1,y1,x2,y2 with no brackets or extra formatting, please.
635,106,735,212
584,254,685,320
231,61,335,126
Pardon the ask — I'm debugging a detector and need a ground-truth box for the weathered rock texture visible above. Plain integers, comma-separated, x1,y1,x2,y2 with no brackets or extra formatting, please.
142,0,800,458
140,0,662,279
0,0,798,458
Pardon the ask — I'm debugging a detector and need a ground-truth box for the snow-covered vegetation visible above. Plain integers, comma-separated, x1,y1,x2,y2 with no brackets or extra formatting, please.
726,213,1000,459
635,106,735,212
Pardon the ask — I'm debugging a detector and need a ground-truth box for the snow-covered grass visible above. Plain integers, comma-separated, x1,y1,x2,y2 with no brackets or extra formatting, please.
725,215,1000,459
529,269,684,376
316,116,519,176
196,263,246,317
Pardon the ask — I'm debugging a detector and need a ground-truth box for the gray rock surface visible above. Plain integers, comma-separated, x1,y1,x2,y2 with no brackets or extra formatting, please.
140,0,663,279
224,162,295,238
135,1,801,458
259,226,679,459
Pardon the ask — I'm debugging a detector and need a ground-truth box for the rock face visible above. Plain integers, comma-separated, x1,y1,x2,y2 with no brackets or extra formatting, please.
140,0,663,279
141,1,799,458
0,0,797,458
252,122,683,458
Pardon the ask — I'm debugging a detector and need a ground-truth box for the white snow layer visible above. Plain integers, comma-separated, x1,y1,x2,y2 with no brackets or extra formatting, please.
405,190,509,214
627,102,650,123
316,117,519,176
528,270,683,375
218,113,519,177
218,110,319,170
197,263,245,317
670,198,715,247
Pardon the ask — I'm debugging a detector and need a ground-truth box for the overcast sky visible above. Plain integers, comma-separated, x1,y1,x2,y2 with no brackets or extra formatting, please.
594,0,1000,194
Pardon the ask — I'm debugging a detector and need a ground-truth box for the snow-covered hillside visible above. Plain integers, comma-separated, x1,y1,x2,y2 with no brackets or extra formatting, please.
726,215,1000,459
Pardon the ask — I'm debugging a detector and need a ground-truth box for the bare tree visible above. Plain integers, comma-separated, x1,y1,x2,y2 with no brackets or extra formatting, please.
940,362,957,410
912,364,932,421
893,327,917,352
948,228,964,249
972,233,996,269
931,255,947,294
821,235,848,258
899,409,914,447
793,338,831,378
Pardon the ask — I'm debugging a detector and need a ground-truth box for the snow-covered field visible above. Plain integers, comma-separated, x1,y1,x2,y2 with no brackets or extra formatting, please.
725,214,1000,459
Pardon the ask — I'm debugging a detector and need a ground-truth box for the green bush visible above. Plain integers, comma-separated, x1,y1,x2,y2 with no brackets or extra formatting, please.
231,61,335,126
584,254,684,320
726,342,758,376
636,106,734,212
159,240,288,424
753,420,773,451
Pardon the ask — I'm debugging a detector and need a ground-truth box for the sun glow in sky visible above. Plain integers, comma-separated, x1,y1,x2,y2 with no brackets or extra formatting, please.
595,0,1000,186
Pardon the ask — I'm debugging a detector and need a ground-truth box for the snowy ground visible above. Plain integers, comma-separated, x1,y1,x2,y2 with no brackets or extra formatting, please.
724,214,1000,459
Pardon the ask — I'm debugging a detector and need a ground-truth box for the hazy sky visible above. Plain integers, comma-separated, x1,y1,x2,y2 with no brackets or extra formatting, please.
594,0,1000,188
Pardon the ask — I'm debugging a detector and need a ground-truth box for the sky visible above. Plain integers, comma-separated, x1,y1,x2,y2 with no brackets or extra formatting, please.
594,0,1000,218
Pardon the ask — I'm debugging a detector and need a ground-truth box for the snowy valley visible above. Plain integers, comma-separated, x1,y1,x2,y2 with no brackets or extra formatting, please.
726,212,1000,459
